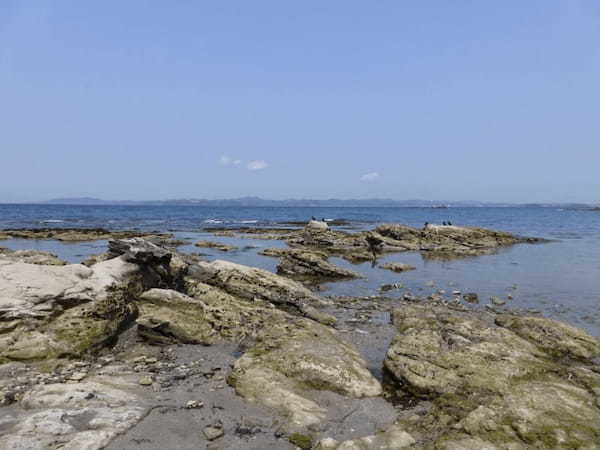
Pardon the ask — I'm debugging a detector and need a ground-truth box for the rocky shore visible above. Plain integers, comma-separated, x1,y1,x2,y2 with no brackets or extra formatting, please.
1,223,597,449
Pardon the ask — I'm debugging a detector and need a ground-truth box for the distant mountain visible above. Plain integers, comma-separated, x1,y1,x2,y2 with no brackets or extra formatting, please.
30,197,598,208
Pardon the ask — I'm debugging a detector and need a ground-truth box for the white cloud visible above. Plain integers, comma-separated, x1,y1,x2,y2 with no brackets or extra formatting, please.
220,156,244,166
247,160,269,171
360,172,380,182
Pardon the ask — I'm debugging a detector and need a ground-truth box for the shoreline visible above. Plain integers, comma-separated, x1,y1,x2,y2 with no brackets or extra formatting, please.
1,223,600,448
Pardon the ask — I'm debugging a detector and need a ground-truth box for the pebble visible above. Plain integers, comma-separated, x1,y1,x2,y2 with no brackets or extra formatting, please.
490,296,506,306
69,372,87,382
185,400,203,409
463,293,479,304
138,376,153,386
203,425,224,441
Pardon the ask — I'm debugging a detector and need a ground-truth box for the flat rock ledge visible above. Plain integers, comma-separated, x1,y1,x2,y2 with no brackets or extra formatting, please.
0,227,173,242
331,304,600,450
260,247,363,281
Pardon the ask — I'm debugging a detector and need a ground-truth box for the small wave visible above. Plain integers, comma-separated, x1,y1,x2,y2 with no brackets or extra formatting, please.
240,220,258,224
40,219,64,223
204,219,223,224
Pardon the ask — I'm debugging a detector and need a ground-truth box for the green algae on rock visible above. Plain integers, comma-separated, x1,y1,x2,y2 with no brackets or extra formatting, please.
228,316,382,429
187,259,336,325
380,304,600,449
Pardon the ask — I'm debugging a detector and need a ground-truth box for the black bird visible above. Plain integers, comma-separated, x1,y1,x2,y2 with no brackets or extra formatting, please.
311,216,316,221
448,221,452,226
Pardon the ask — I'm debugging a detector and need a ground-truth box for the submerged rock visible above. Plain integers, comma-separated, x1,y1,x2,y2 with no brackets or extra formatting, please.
379,262,416,273
194,240,238,252
261,248,362,281
381,304,600,448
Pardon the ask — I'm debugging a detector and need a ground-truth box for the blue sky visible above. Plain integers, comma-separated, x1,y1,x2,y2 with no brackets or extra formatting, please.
1,1,599,202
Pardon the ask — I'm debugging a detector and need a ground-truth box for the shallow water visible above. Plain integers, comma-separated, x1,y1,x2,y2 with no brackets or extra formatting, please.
1,204,599,336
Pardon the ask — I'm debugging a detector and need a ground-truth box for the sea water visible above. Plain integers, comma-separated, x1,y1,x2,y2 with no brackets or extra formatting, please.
1,204,599,336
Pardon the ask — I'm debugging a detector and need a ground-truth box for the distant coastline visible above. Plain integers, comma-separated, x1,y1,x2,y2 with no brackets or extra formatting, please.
12,197,600,209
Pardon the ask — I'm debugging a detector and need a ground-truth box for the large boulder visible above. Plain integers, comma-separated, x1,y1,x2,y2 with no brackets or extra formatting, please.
187,259,336,325
0,238,182,363
380,304,600,448
0,257,139,322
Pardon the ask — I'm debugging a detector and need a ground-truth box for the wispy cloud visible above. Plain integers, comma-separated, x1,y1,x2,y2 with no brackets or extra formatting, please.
220,155,243,166
247,160,269,171
360,172,380,182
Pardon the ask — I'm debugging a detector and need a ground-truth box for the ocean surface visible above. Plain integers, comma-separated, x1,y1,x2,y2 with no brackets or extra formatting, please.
1,204,599,336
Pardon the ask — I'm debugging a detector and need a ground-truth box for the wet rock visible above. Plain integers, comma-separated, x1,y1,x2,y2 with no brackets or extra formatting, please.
383,304,600,448
194,240,238,252
462,293,479,303
261,248,362,281
380,283,403,292
490,296,506,306
379,262,416,273
187,259,335,325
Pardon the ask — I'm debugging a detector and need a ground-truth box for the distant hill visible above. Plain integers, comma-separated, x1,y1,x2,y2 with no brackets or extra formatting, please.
30,197,597,208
